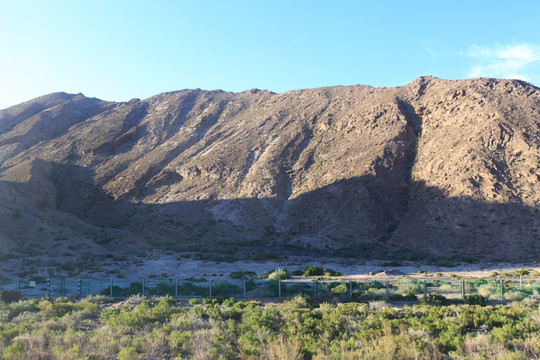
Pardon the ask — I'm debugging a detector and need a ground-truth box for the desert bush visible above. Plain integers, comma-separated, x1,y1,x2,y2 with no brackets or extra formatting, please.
0,295,538,359
359,287,386,300
5,300,38,320
230,271,261,279
369,300,390,310
421,293,447,305
477,283,499,299
466,294,486,306
330,283,348,295
284,295,310,309
267,268,289,280
2,342,26,359
81,294,111,304
188,298,201,305
395,280,421,300
118,346,138,360
502,268,531,277
503,289,528,301
169,330,192,356
303,266,325,277
264,335,302,360
0,291,21,304
303,266,340,277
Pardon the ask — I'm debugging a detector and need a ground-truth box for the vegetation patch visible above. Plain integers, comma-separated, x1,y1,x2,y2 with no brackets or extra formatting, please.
0,296,538,359
303,266,341,277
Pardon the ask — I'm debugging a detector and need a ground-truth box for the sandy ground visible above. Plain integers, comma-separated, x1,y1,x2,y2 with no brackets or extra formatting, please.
79,253,539,280
1,250,537,280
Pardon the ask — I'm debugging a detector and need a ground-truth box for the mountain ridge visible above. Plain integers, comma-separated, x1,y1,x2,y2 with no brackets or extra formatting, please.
0,76,538,264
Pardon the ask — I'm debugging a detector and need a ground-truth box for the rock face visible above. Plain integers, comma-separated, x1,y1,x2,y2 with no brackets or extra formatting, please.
0,77,538,261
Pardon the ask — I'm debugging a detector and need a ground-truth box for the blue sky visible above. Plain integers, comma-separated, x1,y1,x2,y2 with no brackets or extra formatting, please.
1,1,539,109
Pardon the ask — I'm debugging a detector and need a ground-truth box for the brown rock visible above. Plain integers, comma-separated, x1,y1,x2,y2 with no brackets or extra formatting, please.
0,77,538,262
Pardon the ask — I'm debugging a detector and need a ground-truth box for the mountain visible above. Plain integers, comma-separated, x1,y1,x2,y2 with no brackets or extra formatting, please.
0,76,538,264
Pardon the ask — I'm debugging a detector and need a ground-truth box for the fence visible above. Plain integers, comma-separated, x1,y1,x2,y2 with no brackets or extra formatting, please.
1,277,539,302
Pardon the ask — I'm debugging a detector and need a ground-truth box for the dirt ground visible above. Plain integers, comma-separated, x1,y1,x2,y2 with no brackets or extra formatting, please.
1,249,537,280
80,252,539,280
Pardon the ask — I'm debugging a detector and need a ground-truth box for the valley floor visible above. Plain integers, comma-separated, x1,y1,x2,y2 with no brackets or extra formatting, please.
1,251,539,280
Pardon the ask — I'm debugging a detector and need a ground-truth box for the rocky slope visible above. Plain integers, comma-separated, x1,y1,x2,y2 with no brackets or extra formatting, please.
0,76,538,263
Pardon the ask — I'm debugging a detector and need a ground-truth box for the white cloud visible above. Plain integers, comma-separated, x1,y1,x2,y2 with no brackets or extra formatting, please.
464,43,540,83
423,40,437,57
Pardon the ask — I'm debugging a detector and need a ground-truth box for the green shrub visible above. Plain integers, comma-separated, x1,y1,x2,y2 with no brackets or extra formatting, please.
0,290,21,304
466,294,486,306
472,278,488,287
420,293,447,305
230,271,260,279
203,297,224,306
324,270,341,276
390,292,418,301
118,346,137,360
169,331,192,356
47,300,75,317
222,297,236,306
6,300,38,319
330,284,348,295
303,266,340,277
2,343,27,359
303,266,324,277
502,269,530,277
0,294,538,358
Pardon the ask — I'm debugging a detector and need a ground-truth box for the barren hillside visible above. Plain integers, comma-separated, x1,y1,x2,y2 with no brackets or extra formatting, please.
0,76,538,264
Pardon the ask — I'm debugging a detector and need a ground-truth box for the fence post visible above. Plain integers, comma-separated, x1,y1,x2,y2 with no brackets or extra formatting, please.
278,279,281,298
500,279,504,301
109,279,113,297
209,280,212,298
423,280,427,298
385,281,389,301
461,279,465,300
15,277,20,292
175,279,178,298
78,279,82,297
243,280,246,299
349,281,352,298
47,278,51,297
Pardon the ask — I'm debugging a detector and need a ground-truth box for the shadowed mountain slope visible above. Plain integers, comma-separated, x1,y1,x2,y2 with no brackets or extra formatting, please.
0,77,538,261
